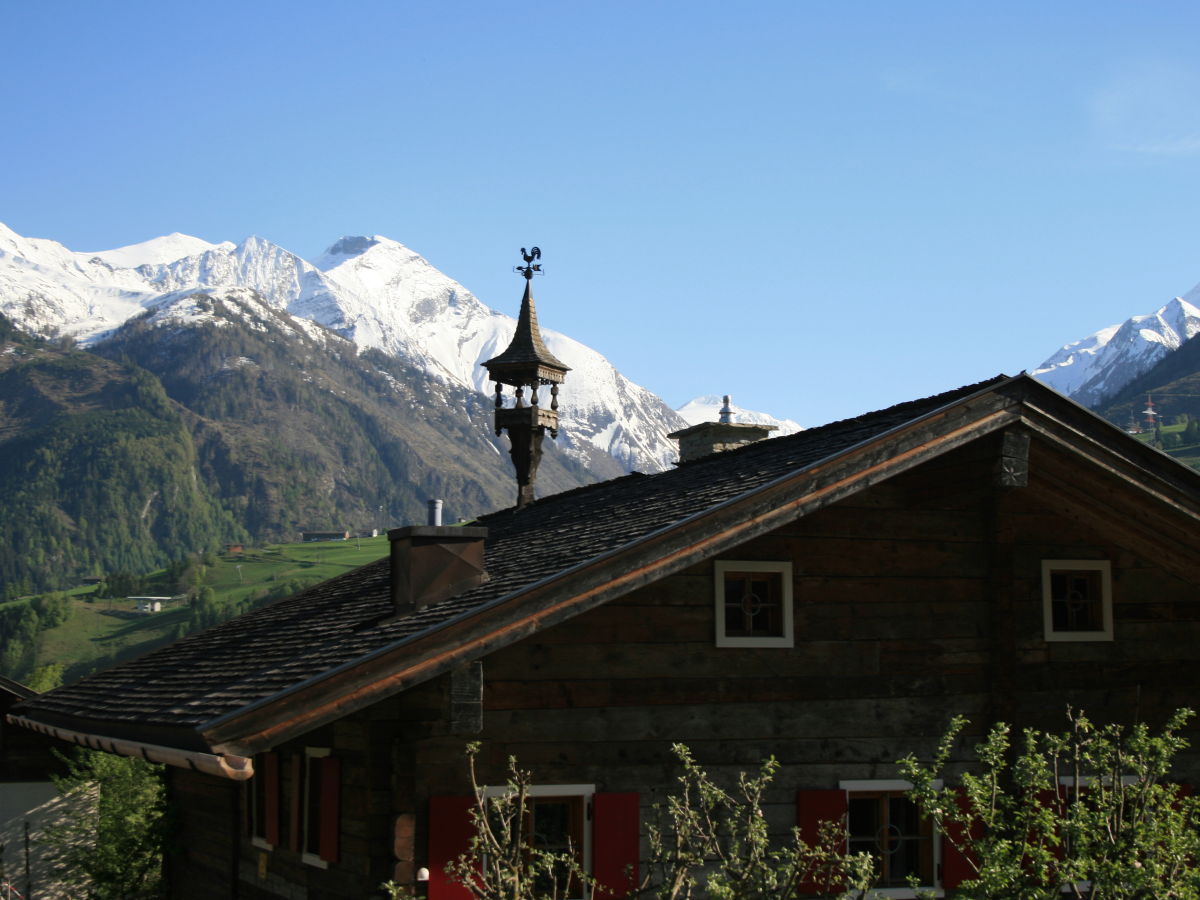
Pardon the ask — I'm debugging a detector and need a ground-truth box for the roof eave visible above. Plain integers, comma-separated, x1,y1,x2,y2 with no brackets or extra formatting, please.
8,713,253,781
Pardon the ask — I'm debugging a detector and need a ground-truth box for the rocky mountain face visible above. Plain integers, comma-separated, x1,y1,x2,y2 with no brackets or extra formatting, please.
0,221,703,590
0,289,597,592
0,316,240,595
91,287,594,532
0,223,687,476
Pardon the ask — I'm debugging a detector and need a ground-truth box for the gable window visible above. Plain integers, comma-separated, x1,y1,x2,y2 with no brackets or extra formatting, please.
1042,560,1113,642
839,780,941,898
714,560,794,648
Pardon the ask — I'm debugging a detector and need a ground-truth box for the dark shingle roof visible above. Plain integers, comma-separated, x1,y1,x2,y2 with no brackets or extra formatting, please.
17,376,1010,740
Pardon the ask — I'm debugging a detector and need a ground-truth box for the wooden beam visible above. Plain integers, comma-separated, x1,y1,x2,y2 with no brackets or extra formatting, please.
994,428,1030,488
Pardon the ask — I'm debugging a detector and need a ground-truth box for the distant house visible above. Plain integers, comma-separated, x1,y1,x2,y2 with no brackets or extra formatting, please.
226,544,244,554
130,597,170,614
300,531,350,542
12,374,1200,899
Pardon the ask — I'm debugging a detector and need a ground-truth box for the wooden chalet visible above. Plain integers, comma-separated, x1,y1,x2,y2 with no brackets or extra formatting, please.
9,371,1200,899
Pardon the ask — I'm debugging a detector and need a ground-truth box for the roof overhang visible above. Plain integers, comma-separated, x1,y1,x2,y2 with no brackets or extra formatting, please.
8,713,253,781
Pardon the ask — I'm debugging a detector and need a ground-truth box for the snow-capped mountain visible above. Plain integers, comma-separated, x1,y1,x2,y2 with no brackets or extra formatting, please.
1032,296,1200,408
0,223,689,473
676,395,803,435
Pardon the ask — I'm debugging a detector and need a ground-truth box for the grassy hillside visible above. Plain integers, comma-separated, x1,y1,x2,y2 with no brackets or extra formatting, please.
28,536,389,686
1127,421,1200,470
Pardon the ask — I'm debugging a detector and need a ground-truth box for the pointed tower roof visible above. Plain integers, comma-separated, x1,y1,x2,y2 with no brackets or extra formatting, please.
483,265,569,387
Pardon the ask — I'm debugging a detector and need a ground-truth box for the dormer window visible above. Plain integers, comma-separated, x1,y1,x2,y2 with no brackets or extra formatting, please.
714,560,794,648
1042,560,1113,642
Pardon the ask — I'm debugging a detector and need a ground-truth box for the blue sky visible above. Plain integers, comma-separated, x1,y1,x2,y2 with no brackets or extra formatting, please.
5,1,1200,426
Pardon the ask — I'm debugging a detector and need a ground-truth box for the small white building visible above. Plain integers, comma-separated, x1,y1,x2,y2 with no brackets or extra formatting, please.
130,597,170,614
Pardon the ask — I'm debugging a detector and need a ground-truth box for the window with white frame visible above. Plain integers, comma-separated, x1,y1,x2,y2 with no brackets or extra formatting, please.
482,784,594,900
840,779,941,899
1041,560,1113,642
714,560,794,647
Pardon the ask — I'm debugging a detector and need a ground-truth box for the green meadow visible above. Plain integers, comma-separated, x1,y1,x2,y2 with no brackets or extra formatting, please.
33,536,389,686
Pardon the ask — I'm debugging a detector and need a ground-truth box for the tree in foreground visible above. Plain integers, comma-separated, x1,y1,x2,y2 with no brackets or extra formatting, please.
46,747,169,899
898,707,1200,899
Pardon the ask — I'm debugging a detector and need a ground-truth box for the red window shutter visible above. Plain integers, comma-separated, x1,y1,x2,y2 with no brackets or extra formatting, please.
318,757,341,863
288,754,303,853
796,789,848,897
264,751,281,847
428,796,476,900
941,788,979,889
592,792,639,900
1036,787,1067,861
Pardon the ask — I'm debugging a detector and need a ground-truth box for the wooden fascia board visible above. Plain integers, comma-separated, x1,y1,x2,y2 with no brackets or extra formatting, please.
202,396,1022,756
1017,400,1200,521
1020,420,1200,578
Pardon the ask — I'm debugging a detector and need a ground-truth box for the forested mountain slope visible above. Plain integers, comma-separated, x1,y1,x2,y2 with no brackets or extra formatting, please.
0,315,239,595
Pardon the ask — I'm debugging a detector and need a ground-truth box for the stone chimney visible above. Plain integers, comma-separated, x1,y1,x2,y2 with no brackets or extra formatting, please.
388,523,489,614
668,395,777,463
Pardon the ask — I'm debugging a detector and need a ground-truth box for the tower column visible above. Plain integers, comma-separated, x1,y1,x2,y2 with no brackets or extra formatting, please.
481,247,571,509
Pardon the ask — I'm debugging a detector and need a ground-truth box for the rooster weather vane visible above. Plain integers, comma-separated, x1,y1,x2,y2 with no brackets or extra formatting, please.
515,246,542,280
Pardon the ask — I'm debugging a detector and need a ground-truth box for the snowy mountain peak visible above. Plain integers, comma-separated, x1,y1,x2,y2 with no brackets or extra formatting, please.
1033,297,1200,407
0,222,689,474
88,232,231,269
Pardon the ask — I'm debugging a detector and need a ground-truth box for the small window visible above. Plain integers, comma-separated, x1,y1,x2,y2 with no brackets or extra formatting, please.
714,560,794,647
840,779,941,898
247,751,279,849
1042,560,1113,642
483,784,593,900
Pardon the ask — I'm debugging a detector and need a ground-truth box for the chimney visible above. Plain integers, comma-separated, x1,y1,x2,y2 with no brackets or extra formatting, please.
388,512,489,613
668,395,777,464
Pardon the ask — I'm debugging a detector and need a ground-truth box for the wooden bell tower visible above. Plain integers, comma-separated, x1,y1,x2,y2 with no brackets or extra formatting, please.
482,247,570,509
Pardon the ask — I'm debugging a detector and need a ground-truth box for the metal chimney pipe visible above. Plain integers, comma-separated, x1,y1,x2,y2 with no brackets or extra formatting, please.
719,395,734,424
427,499,443,527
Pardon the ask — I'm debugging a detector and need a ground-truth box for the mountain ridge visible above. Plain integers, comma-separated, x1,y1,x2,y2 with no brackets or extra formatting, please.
0,223,687,474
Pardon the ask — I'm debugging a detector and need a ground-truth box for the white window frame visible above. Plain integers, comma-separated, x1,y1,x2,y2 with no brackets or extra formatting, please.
1041,560,1113,642
714,560,794,648
839,779,943,899
481,783,595,900
301,746,331,869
